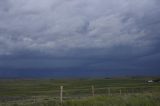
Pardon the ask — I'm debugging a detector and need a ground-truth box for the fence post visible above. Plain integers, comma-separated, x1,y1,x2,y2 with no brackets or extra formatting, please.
124,88,127,95
126,88,128,95
119,89,122,95
92,85,95,97
108,88,111,96
33,96,36,103
60,86,63,104
132,88,134,94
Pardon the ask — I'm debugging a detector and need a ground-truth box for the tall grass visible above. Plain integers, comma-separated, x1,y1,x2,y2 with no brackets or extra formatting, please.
63,94,160,106
1,94,159,106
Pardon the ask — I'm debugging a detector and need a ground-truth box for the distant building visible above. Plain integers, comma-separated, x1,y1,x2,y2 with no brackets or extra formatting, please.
147,80,153,83
147,79,160,83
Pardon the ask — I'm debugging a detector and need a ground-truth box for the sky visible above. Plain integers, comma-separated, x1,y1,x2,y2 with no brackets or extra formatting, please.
0,0,160,78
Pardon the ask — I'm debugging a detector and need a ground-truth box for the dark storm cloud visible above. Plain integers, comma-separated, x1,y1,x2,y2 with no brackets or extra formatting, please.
0,0,160,77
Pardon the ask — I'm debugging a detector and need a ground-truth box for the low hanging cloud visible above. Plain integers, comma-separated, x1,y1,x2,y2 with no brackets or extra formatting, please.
0,0,160,76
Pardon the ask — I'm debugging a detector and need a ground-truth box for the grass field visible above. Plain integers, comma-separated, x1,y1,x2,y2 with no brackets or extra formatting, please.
0,77,160,106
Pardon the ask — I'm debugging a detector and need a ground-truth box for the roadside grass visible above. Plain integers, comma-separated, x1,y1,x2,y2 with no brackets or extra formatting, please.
0,78,160,106
0,94,160,106
62,94,160,106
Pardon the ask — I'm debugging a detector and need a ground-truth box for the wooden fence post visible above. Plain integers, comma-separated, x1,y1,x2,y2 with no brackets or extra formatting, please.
132,88,134,94
119,89,122,95
60,86,63,104
33,96,36,103
108,88,111,96
92,85,95,97
124,88,127,95
126,88,129,95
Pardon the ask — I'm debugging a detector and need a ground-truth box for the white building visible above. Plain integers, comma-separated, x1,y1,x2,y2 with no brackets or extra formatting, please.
147,80,153,83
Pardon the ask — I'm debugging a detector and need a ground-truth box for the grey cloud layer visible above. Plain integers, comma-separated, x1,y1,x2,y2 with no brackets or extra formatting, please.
0,0,160,74
0,0,159,56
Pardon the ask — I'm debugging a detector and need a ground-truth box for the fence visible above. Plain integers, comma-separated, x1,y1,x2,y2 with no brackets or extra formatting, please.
0,85,157,105
58,85,155,103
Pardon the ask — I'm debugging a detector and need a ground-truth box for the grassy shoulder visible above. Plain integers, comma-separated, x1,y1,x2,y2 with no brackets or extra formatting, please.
0,78,159,106
1,94,159,106
64,94,160,106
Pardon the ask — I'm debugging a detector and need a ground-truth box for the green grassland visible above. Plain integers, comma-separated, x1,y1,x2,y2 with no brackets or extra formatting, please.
0,77,160,106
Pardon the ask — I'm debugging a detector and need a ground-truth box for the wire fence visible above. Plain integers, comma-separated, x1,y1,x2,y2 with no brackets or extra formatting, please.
0,85,159,105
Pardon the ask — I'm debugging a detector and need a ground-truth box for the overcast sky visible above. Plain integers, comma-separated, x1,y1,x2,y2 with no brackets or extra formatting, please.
0,0,160,78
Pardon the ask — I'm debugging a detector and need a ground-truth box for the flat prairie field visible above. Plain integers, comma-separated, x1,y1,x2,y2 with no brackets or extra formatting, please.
0,77,160,106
